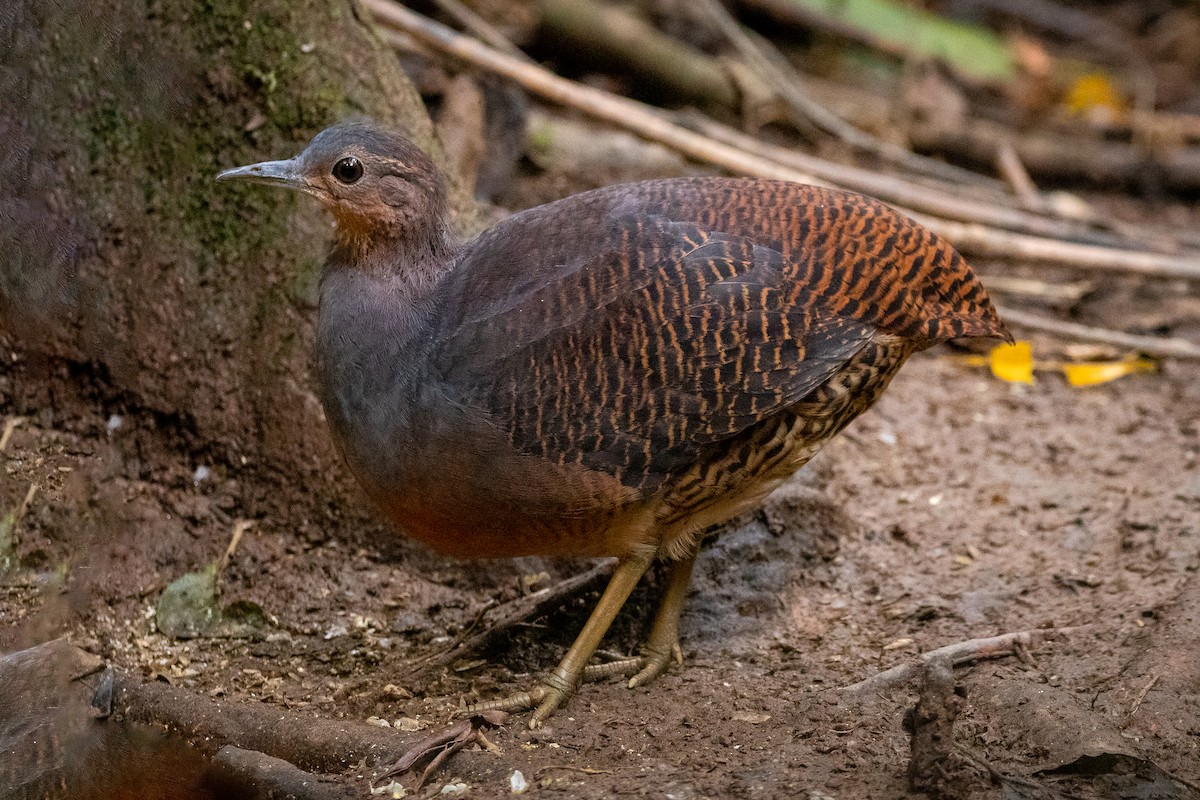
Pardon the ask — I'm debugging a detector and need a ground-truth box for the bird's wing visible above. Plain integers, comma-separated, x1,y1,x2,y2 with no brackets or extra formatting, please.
430,205,878,492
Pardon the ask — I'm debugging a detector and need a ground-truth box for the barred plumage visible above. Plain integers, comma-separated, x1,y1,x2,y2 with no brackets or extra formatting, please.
220,122,1011,726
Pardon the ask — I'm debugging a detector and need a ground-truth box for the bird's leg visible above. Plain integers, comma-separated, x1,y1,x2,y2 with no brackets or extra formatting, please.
577,554,695,686
571,553,698,687
467,548,654,727
629,552,695,687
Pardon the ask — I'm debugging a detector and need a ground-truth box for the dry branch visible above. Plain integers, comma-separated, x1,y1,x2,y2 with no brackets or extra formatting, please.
996,307,1200,361
978,274,1091,304
842,627,1090,695
909,116,1200,193
677,114,1133,247
537,0,744,109
401,559,616,682
364,0,816,185
908,213,1200,282
365,0,1200,285
693,0,997,187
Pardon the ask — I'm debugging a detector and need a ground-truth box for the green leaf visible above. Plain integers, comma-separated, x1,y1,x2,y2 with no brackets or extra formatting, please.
786,0,1015,82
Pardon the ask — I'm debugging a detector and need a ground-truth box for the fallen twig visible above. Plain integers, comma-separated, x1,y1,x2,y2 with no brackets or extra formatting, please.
996,140,1044,212
366,0,1200,282
374,711,508,789
431,0,530,61
694,0,996,187
996,307,1200,361
537,0,743,110
401,559,616,682
0,416,25,452
841,627,1089,695
677,113,1134,248
910,115,1200,193
954,745,1056,796
1125,673,1159,720
908,213,1200,281
216,519,253,581
978,275,1091,304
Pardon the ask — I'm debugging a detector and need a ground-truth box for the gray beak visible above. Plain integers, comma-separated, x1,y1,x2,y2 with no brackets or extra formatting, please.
216,158,306,189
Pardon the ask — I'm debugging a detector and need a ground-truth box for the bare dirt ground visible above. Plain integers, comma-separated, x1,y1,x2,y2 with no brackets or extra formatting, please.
2,146,1200,799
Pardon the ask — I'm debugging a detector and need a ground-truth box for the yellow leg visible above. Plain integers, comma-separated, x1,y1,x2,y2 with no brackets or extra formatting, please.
629,552,695,687
467,548,654,728
569,553,697,688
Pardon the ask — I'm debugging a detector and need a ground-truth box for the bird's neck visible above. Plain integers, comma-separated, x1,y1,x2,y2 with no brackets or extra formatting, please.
315,232,457,494
320,222,457,348
329,211,454,277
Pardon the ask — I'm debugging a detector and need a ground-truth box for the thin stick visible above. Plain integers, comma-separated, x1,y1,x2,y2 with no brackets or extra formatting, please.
997,306,1200,361
996,140,1043,211
908,213,1200,282
364,0,1200,282
678,113,1130,247
841,627,1089,695
431,0,530,61
12,483,37,529
694,0,995,187
979,275,1091,303
401,559,617,681
0,416,25,452
1125,673,1159,719
216,519,254,582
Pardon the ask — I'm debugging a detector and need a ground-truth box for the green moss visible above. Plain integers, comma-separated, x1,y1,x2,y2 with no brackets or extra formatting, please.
289,255,323,307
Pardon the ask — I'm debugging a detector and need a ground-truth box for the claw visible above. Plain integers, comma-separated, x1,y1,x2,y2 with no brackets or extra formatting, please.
528,684,569,728
627,642,676,689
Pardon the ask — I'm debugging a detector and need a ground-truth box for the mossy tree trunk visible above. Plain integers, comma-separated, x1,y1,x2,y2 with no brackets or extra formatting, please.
1,0,470,519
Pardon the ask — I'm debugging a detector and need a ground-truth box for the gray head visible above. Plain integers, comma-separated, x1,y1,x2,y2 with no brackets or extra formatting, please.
218,122,447,257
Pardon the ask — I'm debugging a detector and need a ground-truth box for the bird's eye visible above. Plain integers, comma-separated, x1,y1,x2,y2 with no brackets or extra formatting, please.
332,156,363,184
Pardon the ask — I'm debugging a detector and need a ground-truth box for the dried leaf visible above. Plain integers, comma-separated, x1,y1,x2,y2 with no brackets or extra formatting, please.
953,342,1154,388
989,341,1035,384
1065,73,1127,126
1062,358,1155,387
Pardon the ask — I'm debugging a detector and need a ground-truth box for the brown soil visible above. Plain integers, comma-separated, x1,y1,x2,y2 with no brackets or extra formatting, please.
3,151,1199,800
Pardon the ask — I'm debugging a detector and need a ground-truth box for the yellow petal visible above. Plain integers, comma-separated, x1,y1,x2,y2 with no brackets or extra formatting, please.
1062,358,1155,387
989,341,1035,384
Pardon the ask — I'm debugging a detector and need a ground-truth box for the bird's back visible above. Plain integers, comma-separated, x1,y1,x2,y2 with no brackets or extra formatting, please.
436,178,1005,351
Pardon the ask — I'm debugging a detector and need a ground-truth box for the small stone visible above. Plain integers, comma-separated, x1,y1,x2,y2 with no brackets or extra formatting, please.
510,770,528,794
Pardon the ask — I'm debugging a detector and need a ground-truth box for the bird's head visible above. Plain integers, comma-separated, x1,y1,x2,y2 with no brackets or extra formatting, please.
218,122,448,261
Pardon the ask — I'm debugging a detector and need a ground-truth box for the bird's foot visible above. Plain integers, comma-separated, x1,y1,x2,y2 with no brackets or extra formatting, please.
629,640,683,688
573,640,684,688
464,669,577,729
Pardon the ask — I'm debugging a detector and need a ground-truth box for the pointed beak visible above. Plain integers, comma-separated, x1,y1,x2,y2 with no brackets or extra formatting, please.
216,158,307,190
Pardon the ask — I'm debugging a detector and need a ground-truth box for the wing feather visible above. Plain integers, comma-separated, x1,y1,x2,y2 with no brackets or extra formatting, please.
432,211,876,490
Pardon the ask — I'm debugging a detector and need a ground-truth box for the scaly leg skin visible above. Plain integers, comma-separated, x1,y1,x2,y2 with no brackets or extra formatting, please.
629,552,695,688
584,554,696,687
467,549,654,728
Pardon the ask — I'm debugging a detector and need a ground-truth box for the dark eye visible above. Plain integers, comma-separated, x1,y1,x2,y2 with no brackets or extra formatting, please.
332,156,363,184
